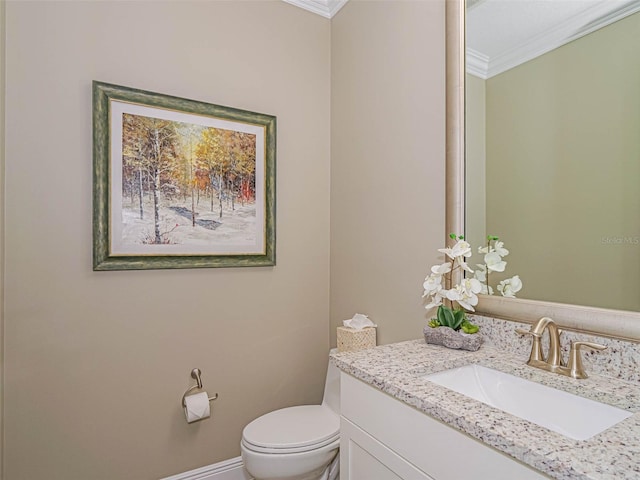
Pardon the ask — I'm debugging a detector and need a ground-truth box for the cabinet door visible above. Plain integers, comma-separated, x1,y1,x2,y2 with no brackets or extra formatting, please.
341,417,435,480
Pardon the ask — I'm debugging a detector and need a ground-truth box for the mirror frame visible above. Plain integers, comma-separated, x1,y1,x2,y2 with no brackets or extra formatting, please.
445,0,640,342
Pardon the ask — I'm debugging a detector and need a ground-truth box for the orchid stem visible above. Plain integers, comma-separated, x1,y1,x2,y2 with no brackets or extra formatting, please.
486,237,491,292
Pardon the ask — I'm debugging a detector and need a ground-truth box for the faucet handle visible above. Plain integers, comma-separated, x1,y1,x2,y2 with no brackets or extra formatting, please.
567,341,607,379
515,328,542,338
515,328,545,363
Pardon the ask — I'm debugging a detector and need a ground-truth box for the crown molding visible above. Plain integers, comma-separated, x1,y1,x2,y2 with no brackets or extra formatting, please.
282,0,348,19
478,1,640,79
466,48,489,79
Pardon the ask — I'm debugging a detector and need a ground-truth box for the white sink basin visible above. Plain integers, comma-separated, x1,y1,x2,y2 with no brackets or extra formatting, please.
424,364,632,440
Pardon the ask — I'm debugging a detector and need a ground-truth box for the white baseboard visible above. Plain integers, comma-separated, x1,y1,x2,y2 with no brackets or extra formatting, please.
161,456,253,480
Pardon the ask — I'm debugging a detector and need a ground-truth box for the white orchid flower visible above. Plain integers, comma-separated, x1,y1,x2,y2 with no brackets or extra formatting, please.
445,288,461,301
473,263,487,282
453,293,477,311
431,262,452,276
439,240,472,260
446,278,481,311
497,275,522,298
484,251,506,272
480,283,494,295
451,239,473,258
424,292,445,309
461,277,483,295
456,298,477,311
424,286,449,309
422,273,443,297
494,241,509,257
424,235,520,314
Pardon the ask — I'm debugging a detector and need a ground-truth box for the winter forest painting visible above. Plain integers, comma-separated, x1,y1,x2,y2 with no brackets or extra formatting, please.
93,82,275,270
121,112,257,246
109,100,267,257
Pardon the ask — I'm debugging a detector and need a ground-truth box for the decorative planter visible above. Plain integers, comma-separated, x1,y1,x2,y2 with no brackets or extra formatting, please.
423,325,483,352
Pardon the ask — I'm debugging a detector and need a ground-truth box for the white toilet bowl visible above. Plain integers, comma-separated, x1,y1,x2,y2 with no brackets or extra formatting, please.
241,352,340,480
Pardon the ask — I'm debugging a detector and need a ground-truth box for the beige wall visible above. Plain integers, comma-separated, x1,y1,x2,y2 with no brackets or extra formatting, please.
3,2,330,479
3,0,449,477
465,73,486,252
485,12,640,311
330,0,446,345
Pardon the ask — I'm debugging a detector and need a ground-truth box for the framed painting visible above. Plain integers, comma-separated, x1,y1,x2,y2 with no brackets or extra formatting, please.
93,81,276,270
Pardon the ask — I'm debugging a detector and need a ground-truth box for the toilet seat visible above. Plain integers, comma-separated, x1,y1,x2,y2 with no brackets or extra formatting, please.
242,405,340,454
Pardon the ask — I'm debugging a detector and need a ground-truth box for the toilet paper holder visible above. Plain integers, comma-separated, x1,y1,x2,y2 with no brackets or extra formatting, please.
181,368,219,408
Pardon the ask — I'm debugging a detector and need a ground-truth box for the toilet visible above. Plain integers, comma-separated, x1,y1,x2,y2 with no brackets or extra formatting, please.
241,351,340,480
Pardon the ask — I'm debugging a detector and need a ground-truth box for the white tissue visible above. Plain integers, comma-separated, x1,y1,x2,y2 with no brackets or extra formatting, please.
343,313,377,330
184,392,211,423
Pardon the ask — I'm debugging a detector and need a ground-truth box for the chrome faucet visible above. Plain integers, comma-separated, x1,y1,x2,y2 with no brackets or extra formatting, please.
516,317,606,379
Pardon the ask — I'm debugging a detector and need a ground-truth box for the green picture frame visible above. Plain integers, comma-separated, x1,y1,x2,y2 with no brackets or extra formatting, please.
93,81,276,270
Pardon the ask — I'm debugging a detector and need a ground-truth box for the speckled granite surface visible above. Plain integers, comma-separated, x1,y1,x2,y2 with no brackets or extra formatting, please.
469,314,640,384
331,340,640,480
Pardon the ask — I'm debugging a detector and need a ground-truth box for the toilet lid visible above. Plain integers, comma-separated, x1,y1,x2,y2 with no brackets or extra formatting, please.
242,405,340,453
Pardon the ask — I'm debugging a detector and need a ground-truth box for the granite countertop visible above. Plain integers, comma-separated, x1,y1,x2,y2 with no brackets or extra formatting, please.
331,340,640,480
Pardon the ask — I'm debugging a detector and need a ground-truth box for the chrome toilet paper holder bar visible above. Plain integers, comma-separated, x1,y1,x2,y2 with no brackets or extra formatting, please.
181,368,219,407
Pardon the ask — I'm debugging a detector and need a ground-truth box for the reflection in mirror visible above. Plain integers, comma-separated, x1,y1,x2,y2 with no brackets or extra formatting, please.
465,0,640,312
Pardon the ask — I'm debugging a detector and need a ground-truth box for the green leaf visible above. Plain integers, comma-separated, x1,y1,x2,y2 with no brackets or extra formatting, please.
451,309,466,331
461,320,479,334
428,319,441,328
449,233,457,239
437,306,455,328
442,308,455,327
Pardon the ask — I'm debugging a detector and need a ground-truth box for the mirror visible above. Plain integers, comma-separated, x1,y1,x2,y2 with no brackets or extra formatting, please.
446,0,640,341
465,0,640,312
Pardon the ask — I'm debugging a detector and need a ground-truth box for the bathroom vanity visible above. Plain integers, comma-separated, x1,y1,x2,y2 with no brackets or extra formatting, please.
332,340,640,480
340,372,547,479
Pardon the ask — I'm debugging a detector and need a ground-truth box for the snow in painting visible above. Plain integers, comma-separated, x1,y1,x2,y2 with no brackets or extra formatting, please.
109,100,266,256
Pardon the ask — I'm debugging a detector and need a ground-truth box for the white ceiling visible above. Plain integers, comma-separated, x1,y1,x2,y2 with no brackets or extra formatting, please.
467,0,640,79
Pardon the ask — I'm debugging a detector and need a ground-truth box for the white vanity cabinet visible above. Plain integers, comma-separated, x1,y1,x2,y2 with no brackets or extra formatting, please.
340,373,550,480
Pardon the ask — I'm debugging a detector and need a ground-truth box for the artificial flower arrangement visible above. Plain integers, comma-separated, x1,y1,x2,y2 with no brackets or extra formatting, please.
423,233,522,338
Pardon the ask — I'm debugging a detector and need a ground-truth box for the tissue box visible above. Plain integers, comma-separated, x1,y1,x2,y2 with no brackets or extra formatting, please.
337,326,377,353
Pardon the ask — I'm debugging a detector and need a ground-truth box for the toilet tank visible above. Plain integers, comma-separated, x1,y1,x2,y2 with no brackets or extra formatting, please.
322,349,340,414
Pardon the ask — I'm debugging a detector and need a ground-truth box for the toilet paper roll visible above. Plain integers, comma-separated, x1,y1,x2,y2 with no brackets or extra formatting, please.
184,392,211,423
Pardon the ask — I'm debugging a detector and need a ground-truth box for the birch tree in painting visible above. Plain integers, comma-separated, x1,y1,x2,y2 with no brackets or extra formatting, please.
122,116,148,220
227,130,257,210
175,125,203,228
123,114,179,244
196,127,227,218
